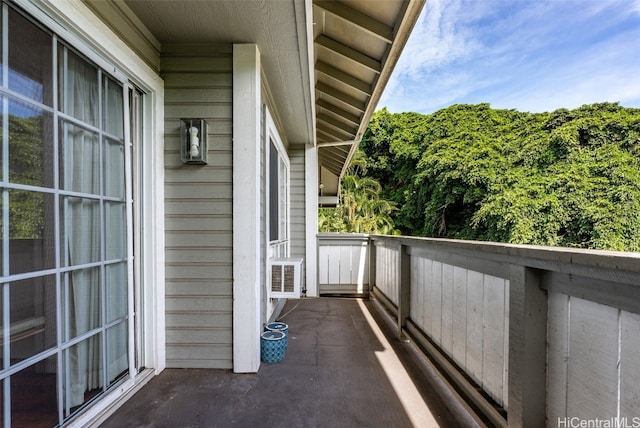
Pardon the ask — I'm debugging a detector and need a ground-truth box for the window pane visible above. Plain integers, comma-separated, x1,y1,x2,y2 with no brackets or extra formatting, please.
9,190,55,274
9,97,54,187
0,8,3,86
63,267,101,340
9,275,57,364
269,141,279,241
103,76,123,138
12,356,58,427
0,105,3,183
61,197,101,267
105,262,127,322
106,322,128,386
0,379,3,425
8,9,53,106
0,285,4,361
105,201,126,260
104,138,125,198
59,121,99,195
58,47,98,127
64,336,103,412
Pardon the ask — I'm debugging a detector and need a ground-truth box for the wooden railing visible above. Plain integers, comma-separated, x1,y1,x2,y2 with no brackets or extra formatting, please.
317,233,640,428
317,233,370,296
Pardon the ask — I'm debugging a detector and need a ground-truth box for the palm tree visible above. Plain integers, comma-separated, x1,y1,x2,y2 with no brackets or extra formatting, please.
319,150,398,235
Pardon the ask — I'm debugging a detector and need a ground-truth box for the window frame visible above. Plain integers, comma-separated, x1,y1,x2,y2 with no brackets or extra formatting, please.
0,2,154,424
15,0,167,409
265,108,290,259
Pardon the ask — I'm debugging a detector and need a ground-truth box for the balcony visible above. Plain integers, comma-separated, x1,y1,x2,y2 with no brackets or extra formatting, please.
100,295,478,427
317,233,640,426
101,233,640,427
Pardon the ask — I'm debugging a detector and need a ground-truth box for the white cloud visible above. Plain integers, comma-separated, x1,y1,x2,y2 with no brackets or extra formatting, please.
381,0,488,112
380,0,640,114
493,29,640,112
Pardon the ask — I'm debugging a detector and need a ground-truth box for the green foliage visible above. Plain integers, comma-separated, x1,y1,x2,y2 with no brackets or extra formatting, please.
318,151,399,235
359,103,640,251
5,114,46,239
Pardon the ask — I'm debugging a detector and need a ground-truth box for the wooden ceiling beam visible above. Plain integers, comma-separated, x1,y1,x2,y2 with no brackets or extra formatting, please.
315,1,394,44
315,35,381,74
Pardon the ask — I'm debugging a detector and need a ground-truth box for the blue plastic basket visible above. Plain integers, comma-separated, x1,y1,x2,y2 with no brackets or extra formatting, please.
260,330,286,363
265,322,288,350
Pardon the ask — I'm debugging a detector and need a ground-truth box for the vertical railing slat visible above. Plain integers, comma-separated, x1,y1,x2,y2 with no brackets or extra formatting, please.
397,244,411,339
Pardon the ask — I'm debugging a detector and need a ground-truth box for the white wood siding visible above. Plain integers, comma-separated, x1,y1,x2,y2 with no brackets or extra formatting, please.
546,292,640,424
162,44,233,369
289,145,307,295
317,235,369,295
408,255,509,408
375,243,399,305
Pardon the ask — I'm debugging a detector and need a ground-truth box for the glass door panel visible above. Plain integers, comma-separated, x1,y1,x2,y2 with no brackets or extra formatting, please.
11,356,58,428
9,275,56,365
106,323,127,386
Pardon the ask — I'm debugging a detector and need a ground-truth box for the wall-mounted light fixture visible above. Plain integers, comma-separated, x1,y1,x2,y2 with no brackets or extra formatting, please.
180,118,208,165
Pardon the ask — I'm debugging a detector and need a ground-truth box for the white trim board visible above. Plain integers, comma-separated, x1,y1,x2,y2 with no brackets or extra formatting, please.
232,44,262,373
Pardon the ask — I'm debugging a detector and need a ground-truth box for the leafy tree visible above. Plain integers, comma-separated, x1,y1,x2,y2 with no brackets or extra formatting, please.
358,103,640,251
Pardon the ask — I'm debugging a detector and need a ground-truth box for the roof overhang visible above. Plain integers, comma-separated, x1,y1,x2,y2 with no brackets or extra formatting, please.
87,0,317,146
313,0,425,203
84,0,425,205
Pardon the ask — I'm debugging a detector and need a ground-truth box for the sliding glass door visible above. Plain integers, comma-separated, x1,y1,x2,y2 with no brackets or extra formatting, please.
0,3,139,426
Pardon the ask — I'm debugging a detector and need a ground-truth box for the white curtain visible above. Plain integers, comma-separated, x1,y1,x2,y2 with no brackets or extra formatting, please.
103,78,128,385
64,48,101,405
65,123,101,408
62,49,127,407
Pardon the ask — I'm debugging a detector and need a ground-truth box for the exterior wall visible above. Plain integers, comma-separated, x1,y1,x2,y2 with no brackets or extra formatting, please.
290,145,308,294
162,44,233,369
289,145,307,260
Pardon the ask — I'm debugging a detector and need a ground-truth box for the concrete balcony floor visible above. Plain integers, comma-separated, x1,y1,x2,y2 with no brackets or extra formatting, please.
100,297,482,427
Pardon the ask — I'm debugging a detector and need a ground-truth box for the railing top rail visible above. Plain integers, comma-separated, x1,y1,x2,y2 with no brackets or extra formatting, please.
317,233,370,242
370,234,640,273
317,233,370,238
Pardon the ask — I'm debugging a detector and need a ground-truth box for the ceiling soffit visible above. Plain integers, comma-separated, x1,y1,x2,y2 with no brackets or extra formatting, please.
313,0,425,197
89,0,315,145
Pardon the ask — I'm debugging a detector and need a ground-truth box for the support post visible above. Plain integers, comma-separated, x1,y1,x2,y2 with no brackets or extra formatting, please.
508,266,547,427
232,44,262,373
368,237,376,297
397,244,411,339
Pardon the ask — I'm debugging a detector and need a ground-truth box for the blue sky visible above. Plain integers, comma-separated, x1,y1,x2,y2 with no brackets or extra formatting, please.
379,0,640,114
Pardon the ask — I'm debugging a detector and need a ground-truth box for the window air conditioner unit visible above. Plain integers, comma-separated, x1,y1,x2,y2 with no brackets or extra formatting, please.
269,258,303,298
